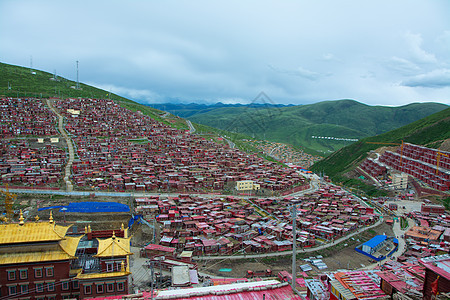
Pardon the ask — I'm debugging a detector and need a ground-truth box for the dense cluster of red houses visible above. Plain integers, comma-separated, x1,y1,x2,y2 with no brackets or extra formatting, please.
0,97,58,137
0,139,66,186
359,142,450,191
53,98,302,193
137,185,379,256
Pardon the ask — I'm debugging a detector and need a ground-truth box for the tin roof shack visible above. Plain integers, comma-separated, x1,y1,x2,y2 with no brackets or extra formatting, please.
405,226,442,243
376,266,423,299
141,244,176,258
421,203,446,215
55,98,300,193
0,139,66,186
420,254,450,300
331,271,388,300
305,278,328,300
0,97,58,138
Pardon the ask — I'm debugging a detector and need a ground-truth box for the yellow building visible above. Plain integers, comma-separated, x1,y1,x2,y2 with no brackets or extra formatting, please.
236,180,260,191
0,211,131,300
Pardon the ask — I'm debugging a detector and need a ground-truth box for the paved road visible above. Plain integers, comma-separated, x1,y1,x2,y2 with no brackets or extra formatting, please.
360,217,414,270
186,120,196,134
221,136,235,149
195,217,384,261
46,99,74,192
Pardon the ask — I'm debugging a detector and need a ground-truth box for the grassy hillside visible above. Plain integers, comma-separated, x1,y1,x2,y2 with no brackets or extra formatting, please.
310,107,450,194
0,61,166,124
170,99,447,154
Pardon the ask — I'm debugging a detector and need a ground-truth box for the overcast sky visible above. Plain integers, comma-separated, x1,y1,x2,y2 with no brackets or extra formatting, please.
1,0,449,106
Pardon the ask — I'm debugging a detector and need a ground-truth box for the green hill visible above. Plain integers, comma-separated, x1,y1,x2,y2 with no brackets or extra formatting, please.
0,61,171,125
310,107,450,194
170,99,447,154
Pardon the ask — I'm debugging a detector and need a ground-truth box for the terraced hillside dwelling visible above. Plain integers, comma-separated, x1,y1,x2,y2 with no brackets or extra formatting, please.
358,142,450,192
54,98,302,194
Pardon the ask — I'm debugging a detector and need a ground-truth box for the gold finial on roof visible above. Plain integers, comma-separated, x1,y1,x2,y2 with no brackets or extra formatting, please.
112,231,116,239
121,260,125,272
85,225,88,233
88,224,91,233
19,210,24,225
121,223,124,231
49,211,54,224
35,215,40,222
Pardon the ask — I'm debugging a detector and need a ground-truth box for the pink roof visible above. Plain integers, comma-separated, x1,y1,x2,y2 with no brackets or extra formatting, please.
144,244,175,253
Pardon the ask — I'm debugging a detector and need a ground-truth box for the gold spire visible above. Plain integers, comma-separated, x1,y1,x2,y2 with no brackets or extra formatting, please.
84,225,88,233
19,210,24,225
35,215,40,222
121,223,124,231
112,231,116,240
88,224,91,233
49,211,54,224
120,260,125,272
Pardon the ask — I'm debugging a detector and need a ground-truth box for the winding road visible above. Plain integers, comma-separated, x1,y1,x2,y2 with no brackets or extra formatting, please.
46,99,74,192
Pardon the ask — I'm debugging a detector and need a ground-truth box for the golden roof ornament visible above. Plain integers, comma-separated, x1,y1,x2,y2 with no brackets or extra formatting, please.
19,210,24,225
49,211,54,224
112,231,116,240
121,223,124,231
121,260,125,272
88,224,91,233
35,215,40,222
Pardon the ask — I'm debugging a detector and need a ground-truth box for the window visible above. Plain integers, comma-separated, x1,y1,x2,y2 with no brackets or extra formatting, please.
62,281,69,291
106,263,114,272
19,284,28,294
107,283,114,293
117,282,124,291
45,267,54,277
19,269,28,280
34,268,43,278
96,284,104,293
84,285,92,295
8,286,17,296
47,282,55,292
7,270,16,281
36,283,44,293
72,280,79,289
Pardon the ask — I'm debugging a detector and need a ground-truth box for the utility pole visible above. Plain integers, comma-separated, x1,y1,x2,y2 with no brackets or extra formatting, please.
291,204,299,292
153,218,156,244
150,261,155,300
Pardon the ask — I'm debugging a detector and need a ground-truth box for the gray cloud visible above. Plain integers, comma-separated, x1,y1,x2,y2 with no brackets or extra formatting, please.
402,69,450,88
385,57,421,75
268,65,323,81
0,0,449,106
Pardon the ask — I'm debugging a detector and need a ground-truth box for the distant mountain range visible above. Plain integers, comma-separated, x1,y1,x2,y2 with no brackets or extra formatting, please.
1,61,448,157
149,102,293,118
150,100,448,154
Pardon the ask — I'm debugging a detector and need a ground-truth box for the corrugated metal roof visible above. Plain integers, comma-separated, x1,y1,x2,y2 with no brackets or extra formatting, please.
0,221,71,244
87,283,302,300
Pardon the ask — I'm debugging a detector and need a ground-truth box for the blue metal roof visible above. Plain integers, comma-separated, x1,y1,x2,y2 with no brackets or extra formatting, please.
363,235,387,248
